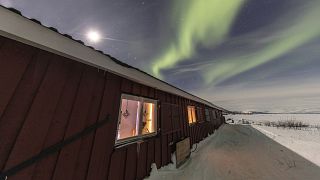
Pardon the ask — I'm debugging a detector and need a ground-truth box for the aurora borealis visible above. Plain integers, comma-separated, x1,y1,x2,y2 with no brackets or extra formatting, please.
1,0,320,112
152,0,246,78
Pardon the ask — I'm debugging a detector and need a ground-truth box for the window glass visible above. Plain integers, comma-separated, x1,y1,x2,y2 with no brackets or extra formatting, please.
205,109,211,122
117,98,140,140
117,95,157,143
197,107,203,121
141,102,156,135
187,106,193,124
187,106,196,124
192,108,196,123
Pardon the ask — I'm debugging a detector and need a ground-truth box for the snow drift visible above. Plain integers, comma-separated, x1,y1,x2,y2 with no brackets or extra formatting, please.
145,124,320,180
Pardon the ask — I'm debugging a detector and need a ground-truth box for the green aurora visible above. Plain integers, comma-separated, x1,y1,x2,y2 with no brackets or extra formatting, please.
151,0,246,79
203,2,320,85
5,0,320,112
151,0,320,87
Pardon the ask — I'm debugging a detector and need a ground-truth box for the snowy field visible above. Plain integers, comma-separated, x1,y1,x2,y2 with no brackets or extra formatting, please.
226,114,320,166
253,125,320,166
145,115,320,180
225,114,320,126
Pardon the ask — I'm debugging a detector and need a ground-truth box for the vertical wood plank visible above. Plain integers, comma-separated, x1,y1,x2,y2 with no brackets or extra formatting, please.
132,82,141,95
167,134,173,163
148,87,155,99
86,73,122,180
124,144,137,180
140,85,148,97
196,125,200,143
52,66,98,180
108,149,126,180
0,50,50,170
156,90,165,102
32,62,84,180
161,103,171,134
172,133,177,145
195,125,199,144
0,40,35,118
180,98,185,138
181,99,185,136
184,99,190,138
71,70,106,180
120,78,132,94
166,94,171,104
190,126,194,146
154,138,161,168
136,142,148,180
0,36,6,49
4,57,71,180
146,140,155,175
161,135,168,166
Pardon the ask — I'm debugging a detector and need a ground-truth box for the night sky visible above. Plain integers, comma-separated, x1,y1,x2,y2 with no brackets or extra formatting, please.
1,0,320,113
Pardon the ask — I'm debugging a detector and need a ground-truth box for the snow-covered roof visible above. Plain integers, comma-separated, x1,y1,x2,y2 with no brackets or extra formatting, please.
0,6,225,111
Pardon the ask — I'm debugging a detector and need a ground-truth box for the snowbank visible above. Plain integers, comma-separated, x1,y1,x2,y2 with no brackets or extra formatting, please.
254,125,320,166
145,124,320,180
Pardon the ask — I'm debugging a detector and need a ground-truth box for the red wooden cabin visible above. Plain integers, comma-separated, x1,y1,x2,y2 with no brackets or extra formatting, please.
0,6,225,180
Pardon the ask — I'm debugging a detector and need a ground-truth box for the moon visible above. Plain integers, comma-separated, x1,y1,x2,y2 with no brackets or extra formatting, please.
87,30,101,43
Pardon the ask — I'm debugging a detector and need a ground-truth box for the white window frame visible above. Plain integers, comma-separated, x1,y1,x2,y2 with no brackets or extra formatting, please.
115,94,158,146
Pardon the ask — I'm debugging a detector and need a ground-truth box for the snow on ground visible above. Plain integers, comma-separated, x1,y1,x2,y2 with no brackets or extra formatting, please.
253,125,320,166
226,114,320,166
145,124,320,180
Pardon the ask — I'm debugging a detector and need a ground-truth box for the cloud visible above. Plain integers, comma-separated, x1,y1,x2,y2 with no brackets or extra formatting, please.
151,0,246,78
0,0,13,7
194,75,320,112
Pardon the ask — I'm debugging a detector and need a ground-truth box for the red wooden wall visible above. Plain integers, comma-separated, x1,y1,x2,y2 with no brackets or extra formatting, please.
0,35,224,180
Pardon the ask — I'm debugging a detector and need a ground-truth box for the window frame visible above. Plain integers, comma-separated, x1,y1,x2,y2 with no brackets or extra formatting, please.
187,105,197,125
115,94,158,146
205,108,211,122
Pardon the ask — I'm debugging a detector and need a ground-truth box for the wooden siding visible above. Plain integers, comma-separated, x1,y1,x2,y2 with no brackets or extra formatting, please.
0,35,224,180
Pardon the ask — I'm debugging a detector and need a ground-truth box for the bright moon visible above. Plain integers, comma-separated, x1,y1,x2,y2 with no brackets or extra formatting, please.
87,30,101,43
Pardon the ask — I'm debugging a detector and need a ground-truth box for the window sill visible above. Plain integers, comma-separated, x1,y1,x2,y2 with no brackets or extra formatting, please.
115,132,157,148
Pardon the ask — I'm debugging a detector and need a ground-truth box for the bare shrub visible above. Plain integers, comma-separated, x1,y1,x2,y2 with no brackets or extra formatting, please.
264,120,309,129
310,125,320,130
264,121,271,127
241,119,250,124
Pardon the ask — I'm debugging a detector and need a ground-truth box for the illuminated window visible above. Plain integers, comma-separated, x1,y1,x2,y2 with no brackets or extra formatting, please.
141,101,156,135
116,94,157,144
187,106,196,124
205,109,211,122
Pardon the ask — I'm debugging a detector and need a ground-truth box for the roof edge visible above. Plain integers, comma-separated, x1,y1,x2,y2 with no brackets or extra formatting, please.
0,5,225,111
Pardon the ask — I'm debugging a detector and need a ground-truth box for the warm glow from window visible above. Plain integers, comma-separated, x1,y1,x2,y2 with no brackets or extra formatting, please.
187,106,196,124
117,99,140,140
142,103,155,135
188,107,192,124
117,95,157,143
